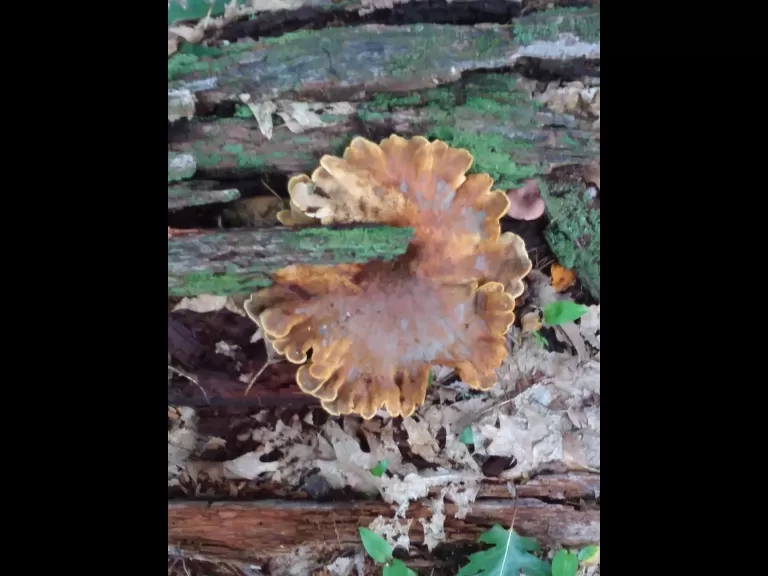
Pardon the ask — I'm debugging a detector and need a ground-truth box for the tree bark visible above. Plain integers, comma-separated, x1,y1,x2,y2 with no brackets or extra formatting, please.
169,181,240,210
169,71,598,191
168,224,413,296
168,483,599,561
169,11,599,104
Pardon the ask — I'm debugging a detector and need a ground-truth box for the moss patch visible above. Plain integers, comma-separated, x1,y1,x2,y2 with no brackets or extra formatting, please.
358,74,564,189
284,226,414,261
169,271,272,297
539,178,600,300
513,7,600,45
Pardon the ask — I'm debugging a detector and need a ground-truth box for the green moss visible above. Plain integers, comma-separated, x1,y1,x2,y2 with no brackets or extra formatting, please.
233,104,253,118
330,136,352,157
513,7,600,45
222,144,244,154
192,150,222,169
179,42,224,58
317,114,341,123
352,73,583,189
539,179,600,300
168,54,208,81
168,41,258,82
427,127,539,189
262,29,319,46
169,271,272,297
292,136,313,145
284,226,414,261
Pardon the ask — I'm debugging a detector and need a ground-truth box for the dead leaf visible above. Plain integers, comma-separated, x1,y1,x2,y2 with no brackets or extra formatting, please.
583,161,600,190
368,516,413,551
215,341,240,358
520,311,542,334
555,322,588,359
222,196,284,227
275,101,356,133
239,96,277,139
172,294,247,317
168,34,180,57
168,25,204,43
168,88,197,122
551,263,576,292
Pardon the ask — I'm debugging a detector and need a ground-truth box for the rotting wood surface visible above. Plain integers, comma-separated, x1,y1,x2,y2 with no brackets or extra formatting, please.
168,224,413,296
168,491,599,561
169,72,598,190
169,11,599,104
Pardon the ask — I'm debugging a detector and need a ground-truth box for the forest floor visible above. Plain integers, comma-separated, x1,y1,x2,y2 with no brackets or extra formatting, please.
168,1,600,575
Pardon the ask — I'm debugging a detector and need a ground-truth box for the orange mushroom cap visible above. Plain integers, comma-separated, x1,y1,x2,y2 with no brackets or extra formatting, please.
251,135,533,419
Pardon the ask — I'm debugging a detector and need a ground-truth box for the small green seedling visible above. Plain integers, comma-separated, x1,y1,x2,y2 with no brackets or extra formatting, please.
370,459,389,478
358,528,417,575
542,301,589,326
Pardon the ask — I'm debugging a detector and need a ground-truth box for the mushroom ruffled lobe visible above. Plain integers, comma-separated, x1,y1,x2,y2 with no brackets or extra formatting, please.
251,135,533,419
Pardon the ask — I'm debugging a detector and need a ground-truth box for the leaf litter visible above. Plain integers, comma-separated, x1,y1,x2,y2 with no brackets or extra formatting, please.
169,283,600,559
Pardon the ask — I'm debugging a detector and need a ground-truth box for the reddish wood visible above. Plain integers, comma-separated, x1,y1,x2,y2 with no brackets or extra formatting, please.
168,489,599,561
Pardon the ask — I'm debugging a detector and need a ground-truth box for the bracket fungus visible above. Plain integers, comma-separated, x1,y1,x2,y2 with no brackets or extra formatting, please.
248,135,533,419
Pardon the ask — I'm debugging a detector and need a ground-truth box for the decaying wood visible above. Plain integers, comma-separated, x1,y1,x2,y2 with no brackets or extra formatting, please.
168,366,310,407
168,490,599,561
169,11,599,104
167,224,413,296
169,72,598,189
169,180,240,210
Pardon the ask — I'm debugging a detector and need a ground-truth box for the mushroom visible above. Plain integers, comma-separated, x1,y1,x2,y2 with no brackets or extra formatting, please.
248,135,533,419
505,180,545,221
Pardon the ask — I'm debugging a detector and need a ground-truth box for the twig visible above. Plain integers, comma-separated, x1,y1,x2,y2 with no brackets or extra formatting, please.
260,178,284,202
168,365,210,404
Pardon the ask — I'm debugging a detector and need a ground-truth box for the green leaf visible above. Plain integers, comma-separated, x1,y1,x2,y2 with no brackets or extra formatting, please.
459,426,474,445
370,459,389,478
456,524,551,576
542,301,589,326
358,527,392,564
427,370,434,386
383,558,417,576
577,545,600,564
551,550,578,576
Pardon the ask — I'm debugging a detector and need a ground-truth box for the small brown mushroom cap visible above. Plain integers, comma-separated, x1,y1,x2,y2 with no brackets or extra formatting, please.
505,180,545,221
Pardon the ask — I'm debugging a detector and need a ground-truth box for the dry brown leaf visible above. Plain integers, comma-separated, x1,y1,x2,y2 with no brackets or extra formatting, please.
520,311,542,334
583,160,600,190
551,263,576,292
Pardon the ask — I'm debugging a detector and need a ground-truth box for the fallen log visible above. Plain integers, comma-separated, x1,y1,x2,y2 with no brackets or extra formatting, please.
169,72,598,190
169,10,599,104
168,495,599,561
168,180,240,210
167,224,413,296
